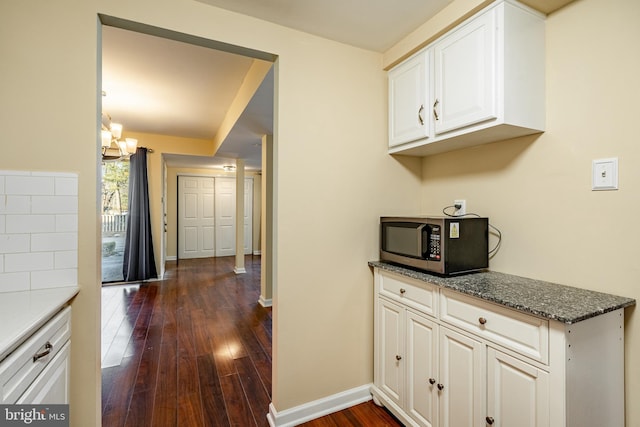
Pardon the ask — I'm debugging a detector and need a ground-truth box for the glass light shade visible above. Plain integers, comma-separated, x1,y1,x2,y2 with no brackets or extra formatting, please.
125,138,138,154
117,140,128,154
110,122,123,139
101,130,112,147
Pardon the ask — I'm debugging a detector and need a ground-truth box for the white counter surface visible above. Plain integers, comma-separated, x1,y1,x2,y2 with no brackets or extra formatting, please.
0,286,79,362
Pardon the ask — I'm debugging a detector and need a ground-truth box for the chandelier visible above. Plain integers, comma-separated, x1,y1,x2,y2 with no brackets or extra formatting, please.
101,112,138,161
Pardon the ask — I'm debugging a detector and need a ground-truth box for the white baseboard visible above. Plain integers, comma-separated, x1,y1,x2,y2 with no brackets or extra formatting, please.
234,267,247,274
266,384,372,427
259,296,272,308
165,255,177,261
253,250,262,256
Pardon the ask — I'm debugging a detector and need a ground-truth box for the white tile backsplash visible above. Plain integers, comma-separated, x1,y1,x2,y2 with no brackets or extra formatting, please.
0,171,78,292
31,269,77,290
5,252,54,272
0,272,30,293
0,196,30,214
54,177,79,196
55,251,77,269
55,214,78,232
31,232,77,252
6,215,56,234
0,235,30,254
6,176,55,195
31,196,78,214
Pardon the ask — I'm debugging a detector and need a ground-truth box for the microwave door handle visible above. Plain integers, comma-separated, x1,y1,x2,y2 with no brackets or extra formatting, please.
416,224,427,257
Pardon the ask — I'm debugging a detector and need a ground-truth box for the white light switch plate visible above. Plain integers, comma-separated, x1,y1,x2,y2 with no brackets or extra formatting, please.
592,158,618,191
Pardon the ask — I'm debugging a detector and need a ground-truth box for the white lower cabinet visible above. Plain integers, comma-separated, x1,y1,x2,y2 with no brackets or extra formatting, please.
16,341,70,404
406,310,437,427
438,327,483,427
377,296,484,427
372,269,625,427
486,348,548,427
0,306,72,404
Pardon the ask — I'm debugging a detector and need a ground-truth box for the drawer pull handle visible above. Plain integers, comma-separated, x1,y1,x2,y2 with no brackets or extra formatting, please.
486,416,495,425
428,378,436,385
399,288,406,294
479,317,487,325
437,383,444,391
33,341,53,362
395,355,402,361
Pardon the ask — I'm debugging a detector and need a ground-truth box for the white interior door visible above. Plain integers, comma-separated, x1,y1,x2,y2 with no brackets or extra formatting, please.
178,176,215,259
215,177,236,257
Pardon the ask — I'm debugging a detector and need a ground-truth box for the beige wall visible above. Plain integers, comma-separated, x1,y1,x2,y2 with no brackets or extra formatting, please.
397,0,639,424
1,1,423,425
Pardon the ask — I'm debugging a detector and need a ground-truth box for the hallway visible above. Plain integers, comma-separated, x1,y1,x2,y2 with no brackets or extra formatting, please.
101,255,400,426
101,256,271,426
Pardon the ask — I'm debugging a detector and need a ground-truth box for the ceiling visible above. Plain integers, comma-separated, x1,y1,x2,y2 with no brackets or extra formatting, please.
101,0,570,172
194,0,454,52
101,0,459,172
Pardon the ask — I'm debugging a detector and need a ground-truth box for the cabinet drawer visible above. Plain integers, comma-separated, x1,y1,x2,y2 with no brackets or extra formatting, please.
378,271,437,317
0,306,72,403
440,290,548,363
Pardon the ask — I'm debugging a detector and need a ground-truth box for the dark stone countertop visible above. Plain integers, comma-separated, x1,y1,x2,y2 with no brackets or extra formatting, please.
369,261,635,324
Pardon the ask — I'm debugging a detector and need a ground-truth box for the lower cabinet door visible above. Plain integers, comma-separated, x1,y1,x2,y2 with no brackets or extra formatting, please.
439,327,484,427
406,311,438,427
17,341,70,404
486,348,549,427
378,297,405,407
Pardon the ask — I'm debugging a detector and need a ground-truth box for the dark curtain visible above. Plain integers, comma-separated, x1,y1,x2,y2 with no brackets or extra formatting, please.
122,147,157,281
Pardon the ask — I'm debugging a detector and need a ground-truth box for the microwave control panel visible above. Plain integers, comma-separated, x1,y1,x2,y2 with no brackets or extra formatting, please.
426,225,441,261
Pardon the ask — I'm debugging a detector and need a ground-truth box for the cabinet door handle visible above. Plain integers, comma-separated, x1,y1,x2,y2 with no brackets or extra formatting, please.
437,383,444,391
433,99,440,121
486,416,495,425
395,355,402,361
399,288,406,295
33,341,53,362
479,317,487,325
428,378,436,385
418,105,425,125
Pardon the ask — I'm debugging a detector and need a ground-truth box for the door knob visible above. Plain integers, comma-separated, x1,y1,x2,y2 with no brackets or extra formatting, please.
486,416,495,425
395,355,402,361
428,378,436,385
479,317,487,325
437,383,444,391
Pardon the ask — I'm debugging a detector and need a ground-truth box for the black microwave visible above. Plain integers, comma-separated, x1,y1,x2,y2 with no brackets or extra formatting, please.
380,216,489,275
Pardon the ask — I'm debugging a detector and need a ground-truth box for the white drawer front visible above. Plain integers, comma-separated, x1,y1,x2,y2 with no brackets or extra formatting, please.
441,290,548,363
0,306,72,404
378,271,437,318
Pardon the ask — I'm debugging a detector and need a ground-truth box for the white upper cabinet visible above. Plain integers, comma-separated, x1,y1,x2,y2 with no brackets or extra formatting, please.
388,0,545,156
433,9,497,135
388,50,430,147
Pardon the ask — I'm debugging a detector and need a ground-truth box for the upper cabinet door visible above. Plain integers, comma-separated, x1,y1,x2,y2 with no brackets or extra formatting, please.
433,9,497,135
388,50,430,147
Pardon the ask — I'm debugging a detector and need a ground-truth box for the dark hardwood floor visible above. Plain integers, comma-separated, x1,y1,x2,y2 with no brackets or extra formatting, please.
101,256,402,427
